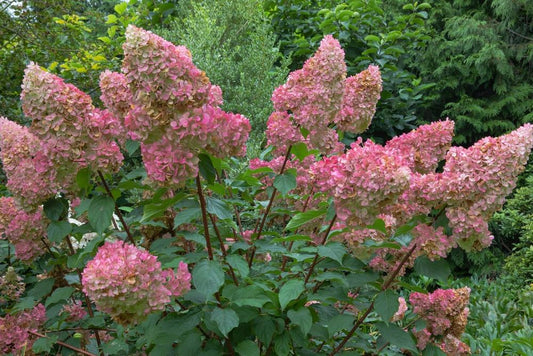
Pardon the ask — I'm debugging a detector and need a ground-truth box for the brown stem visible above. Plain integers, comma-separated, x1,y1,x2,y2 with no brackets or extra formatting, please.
328,242,418,355
97,170,135,245
196,175,214,260
209,214,239,285
28,331,97,356
248,145,292,267
304,214,337,284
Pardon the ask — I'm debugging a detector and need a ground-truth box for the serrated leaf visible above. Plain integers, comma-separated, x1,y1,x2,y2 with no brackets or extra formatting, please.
125,140,140,155
27,279,55,299
88,196,115,234
368,218,387,233
45,286,75,307
192,260,225,297
288,307,312,335
274,332,290,356
328,314,355,337
254,317,276,345
375,290,399,322
376,322,417,352
205,196,232,220
211,308,239,337
317,242,346,265
285,208,326,231
279,279,305,310
273,172,297,195
47,221,72,243
32,335,58,353
226,254,249,278
423,343,447,355
231,285,271,308
235,340,259,356
414,256,450,282
174,208,201,227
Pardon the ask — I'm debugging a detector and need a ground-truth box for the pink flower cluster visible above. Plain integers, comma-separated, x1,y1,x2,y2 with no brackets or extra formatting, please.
100,26,250,186
21,64,123,185
409,287,470,354
0,304,46,355
82,240,191,325
0,197,47,262
311,138,411,226
268,35,382,154
418,123,533,251
0,117,57,208
61,300,87,322
334,65,382,134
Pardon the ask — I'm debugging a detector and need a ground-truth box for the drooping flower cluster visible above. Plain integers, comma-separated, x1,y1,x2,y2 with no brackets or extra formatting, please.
334,65,382,134
100,25,250,186
0,267,26,303
82,241,191,325
417,123,533,251
0,197,47,262
0,117,57,208
0,304,46,355
410,287,470,354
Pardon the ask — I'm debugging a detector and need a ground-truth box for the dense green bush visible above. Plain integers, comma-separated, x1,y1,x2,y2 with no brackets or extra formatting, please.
417,0,533,145
157,0,290,144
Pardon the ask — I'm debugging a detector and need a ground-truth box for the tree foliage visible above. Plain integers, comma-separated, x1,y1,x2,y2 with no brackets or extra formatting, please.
417,0,533,144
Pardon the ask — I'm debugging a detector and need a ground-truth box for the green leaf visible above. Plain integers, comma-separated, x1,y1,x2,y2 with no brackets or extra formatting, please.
43,197,68,221
32,335,58,353
211,308,239,337
199,153,217,184
235,340,260,356
328,314,354,337
114,2,127,14
273,332,290,356
254,317,276,345
177,332,202,354
375,290,399,322
205,196,232,220
376,322,417,352
231,285,271,308
47,221,72,243
285,208,326,231
141,193,185,223
106,14,118,24
102,339,129,354
423,343,447,355
76,167,91,190
290,142,317,161
274,172,297,195
364,34,380,42
226,254,249,278
125,139,140,155
174,208,201,227
288,307,312,335
279,279,305,310
27,278,55,299
88,196,115,235
45,286,75,307
414,256,450,282
192,260,225,297
368,218,387,233
317,242,346,265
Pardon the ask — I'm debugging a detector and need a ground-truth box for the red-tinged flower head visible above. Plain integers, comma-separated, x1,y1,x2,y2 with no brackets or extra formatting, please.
0,197,47,263
0,117,57,208
122,25,212,142
82,241,191,325
0,304,46,355
99,70,132,123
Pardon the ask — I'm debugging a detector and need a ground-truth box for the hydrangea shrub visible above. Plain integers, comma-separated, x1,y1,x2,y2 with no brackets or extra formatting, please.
0,25,532,355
